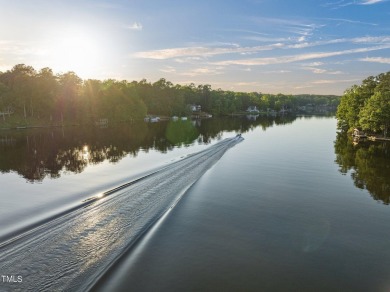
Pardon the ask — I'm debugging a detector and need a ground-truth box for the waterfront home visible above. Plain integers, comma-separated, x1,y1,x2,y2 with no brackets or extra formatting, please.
144,116,160,122
246,105,259,113
353,128,366,137
189,104,202,112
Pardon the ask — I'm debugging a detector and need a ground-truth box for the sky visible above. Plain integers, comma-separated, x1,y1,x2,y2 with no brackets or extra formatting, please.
0,0,389,95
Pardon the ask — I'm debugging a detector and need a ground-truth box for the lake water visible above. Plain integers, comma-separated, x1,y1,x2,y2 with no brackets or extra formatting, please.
0,116,389,291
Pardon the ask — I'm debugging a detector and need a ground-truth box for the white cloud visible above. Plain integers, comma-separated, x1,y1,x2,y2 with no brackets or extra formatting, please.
134,35,390,61
127,22,143,31
352,36,390,43
322,0,387,8
359,57,390,64
181,67,224,77
305,62,324,66
302,62,343,74
234,81,263,87
213,45,390,66
360,0,387,4
174,57,204,63
322,0,354,8
160,66,176,73
287,38,346,49
294,84,314,89
135,43,285,59
304,67,343,74
322,17,378,26
306,67,328,74
311,79,360,84
243,36,290,43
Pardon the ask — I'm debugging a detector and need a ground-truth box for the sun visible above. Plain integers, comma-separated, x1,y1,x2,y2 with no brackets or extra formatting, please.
47,30,102,78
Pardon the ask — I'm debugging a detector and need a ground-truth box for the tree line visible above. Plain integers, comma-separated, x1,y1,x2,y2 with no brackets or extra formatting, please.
0,64,340,126
336,71,390,137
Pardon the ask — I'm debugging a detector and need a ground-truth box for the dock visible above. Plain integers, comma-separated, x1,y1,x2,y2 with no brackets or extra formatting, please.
368,136,390,142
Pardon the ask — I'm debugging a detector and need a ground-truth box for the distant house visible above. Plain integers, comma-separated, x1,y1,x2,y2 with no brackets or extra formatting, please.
189,104,202,112
144,115,160,122
150,116,160,122
353,128,366,137
246,105,259,113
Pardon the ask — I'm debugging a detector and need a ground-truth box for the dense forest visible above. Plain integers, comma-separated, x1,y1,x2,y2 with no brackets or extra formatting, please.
0,64,340,127
336,71,390,137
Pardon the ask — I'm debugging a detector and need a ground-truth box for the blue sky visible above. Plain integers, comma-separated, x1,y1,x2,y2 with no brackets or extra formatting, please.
0,0,389,94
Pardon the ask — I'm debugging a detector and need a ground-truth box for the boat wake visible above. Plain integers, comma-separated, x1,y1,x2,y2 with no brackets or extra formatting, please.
0,136,243,292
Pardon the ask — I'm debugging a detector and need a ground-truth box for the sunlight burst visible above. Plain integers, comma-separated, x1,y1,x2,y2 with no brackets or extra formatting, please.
47,31,102,77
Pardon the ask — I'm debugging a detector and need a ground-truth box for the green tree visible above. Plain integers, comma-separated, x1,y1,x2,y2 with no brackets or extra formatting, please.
337,75,379,130
57,71,82,122
1,64,37,119
359,91,390,137
35,67,58,120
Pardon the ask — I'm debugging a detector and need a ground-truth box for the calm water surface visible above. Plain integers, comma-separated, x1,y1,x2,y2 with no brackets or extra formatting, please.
94,117,390,292
1,116,389,291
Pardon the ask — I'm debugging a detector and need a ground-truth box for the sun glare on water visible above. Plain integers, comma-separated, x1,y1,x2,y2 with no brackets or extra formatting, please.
47,31,102,77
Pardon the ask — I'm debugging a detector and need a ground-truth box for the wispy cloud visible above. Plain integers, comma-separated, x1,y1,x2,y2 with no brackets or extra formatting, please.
294,78,360,92
322,0,354,8
287,38,346,49
301,61,343,75
303,67,343,74
127,22,143,31
251,17,323,38
323,0,388,8
288,35,390,49
243,36,291,43
160,66,176,73
304,62,325,66
311,79,360,84
181,66,225,77
360,0,388,5
359,57,390,63
352,36,390,43
134,35,390,71
134,43,284,59
213,45,390,66
322,17,378,26
233,81,264,87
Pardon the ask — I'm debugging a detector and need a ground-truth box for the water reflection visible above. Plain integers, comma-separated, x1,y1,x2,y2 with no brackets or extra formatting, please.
0,116,296,182
334,133,390,204
165,120,199,146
